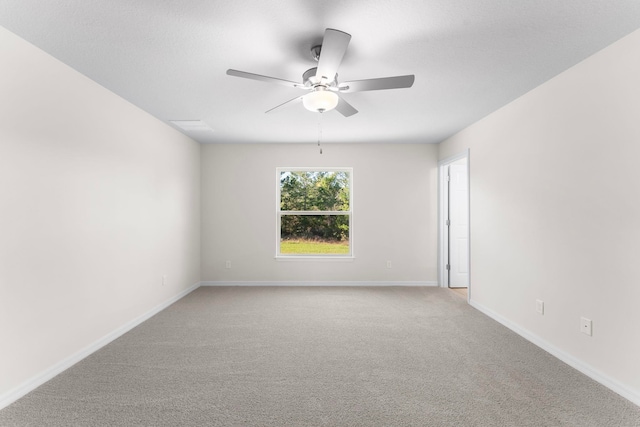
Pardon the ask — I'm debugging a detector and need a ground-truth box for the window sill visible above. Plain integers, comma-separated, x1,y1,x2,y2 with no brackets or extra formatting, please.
275,256,355,262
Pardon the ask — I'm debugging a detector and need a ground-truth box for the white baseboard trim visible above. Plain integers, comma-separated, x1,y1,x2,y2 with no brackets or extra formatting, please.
201,281,438,287
470,298,640,407
0,282,201,411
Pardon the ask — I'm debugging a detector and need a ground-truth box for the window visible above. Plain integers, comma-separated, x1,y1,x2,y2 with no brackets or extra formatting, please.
277,168,352,257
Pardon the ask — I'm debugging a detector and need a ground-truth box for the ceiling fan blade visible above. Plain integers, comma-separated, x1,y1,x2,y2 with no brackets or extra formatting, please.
315,29,351,82
265,95,304,113
339,75,415,93
227,69,304,89
334,95,358,117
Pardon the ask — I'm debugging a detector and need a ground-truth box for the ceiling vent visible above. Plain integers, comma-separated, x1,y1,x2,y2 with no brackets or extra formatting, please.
169,120,214,133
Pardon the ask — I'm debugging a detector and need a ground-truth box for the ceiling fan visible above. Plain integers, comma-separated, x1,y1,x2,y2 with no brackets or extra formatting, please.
226,28,415,117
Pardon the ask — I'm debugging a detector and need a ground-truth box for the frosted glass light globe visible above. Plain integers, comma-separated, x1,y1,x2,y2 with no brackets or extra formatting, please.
303,89,339,113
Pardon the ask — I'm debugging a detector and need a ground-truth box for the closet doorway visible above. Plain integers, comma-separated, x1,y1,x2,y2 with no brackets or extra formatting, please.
439,151,470,299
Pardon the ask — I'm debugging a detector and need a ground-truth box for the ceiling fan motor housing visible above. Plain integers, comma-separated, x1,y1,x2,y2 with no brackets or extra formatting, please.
303,67,338,87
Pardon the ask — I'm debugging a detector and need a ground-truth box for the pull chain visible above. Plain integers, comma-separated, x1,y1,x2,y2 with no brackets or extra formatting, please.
317,112,323,154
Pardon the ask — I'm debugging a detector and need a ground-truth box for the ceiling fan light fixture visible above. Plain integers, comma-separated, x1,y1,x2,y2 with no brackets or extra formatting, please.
303,88,339,113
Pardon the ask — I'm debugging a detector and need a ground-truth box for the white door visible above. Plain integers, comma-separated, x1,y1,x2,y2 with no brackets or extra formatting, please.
448,159,469,288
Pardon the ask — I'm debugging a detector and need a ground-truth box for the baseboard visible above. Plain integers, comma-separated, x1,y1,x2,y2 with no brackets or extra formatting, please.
469,298,640,407
200,281,438,287
0,282,201,411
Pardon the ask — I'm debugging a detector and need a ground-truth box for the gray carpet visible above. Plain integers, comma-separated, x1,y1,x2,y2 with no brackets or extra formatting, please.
2,286,639,426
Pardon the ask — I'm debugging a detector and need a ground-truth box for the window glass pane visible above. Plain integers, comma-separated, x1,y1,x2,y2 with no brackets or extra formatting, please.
280,171,350,212
280,214,349,254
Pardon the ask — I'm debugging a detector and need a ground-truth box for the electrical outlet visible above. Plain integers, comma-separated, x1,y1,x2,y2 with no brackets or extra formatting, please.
580,317,592,336
386,261,392,269
536,299,544,315
162,275,167,286
225,261,231,269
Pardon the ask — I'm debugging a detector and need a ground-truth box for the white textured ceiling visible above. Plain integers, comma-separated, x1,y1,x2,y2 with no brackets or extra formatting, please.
1,1,639,144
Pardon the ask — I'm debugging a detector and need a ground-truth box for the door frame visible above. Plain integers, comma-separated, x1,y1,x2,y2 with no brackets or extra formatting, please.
438,149,470,301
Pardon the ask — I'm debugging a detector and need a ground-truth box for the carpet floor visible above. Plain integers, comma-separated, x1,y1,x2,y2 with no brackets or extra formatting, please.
1,286,639,426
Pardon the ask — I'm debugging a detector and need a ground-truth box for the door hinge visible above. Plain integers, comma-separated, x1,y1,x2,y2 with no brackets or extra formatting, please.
446,264,450,271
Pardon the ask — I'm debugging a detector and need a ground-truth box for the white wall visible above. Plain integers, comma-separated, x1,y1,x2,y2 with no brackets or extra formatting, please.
0,27,201,401
439,29,640,403
201,143,438,284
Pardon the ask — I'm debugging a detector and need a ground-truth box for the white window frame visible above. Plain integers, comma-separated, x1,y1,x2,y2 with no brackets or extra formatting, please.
276,167,353,259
